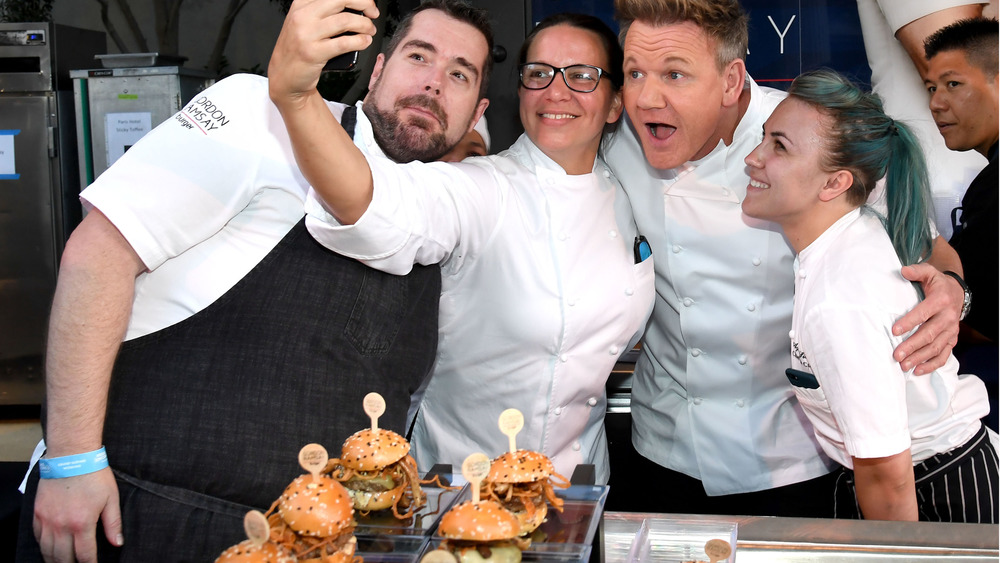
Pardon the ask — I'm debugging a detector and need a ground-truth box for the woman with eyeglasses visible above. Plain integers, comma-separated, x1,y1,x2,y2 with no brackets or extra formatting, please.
270,11,654,483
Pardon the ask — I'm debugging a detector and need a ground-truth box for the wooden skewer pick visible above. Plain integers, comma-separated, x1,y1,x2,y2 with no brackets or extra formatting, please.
364,392,386,432
704,538,732,563
498,408,524,453
243,509,270,549
298,443,329,484
461,452,491,503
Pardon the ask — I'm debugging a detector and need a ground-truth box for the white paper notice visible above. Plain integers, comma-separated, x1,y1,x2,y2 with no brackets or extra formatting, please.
105,112,152,168
0,131,17,178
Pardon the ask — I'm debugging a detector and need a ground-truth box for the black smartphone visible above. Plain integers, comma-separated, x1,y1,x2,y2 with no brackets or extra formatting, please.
785,368,820,390
322,9,361,72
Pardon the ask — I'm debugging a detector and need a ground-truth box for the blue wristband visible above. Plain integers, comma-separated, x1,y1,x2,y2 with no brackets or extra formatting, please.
38,447,109,479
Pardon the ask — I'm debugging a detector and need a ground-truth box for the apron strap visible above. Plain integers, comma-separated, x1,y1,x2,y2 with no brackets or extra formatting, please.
342,105,358,140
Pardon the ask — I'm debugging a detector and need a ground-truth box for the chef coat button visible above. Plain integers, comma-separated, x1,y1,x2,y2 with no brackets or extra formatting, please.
559,232,568,241
735,399,746,408
752,257,762,266
560,354,569,362
625,287,634,296
797,269,807,279
721,188,730,196
609,230,617,238
554,406,563,415
572,442,581,451
568,299,576,307
746,303,756,312
587,397,598,407
738,355,748,365
682,297,694,307
789,330,796,339
609,346,620,356
672,245,682,253
603,168,611,178
690,348,702,357
693,397,703,405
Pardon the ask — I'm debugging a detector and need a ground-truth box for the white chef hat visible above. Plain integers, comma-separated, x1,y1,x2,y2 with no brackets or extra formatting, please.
472,115,491,153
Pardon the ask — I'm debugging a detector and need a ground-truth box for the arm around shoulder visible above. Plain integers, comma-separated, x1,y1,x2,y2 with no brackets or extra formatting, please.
892,236,964,373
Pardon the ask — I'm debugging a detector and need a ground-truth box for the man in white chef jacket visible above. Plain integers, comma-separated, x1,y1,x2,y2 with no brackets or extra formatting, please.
603,0,969,516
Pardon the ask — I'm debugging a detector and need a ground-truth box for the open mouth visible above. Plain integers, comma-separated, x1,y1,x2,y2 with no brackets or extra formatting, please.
646,123,677,140
748,178,770,189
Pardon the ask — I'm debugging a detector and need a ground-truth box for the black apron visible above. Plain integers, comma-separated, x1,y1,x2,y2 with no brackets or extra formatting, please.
19,107,441,562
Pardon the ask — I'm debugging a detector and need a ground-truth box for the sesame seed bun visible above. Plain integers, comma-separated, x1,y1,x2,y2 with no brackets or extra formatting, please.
438,500,521,542
347,486,398,512
277,474,355,538
340,428,411,471
487,451,554,484
214,539,296,563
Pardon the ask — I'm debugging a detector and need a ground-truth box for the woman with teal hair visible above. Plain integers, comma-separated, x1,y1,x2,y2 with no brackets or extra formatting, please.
742,69,997,522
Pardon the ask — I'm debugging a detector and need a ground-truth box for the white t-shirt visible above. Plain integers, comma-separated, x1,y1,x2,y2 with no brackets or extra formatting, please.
82,74,376,340
306,134,655,482
789,208,988,468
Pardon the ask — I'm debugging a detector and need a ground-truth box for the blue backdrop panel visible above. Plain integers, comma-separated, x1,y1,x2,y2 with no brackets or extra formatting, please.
530,0,871,90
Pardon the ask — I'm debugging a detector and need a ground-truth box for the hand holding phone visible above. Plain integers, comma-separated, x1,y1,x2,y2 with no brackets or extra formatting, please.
323,8,362,72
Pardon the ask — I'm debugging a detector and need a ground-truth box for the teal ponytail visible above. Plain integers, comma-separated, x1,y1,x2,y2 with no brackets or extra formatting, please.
787,70,933,265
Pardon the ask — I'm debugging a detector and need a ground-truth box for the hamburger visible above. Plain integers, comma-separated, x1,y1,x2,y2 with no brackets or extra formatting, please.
481,450,569,537
214,539,296,563
333,428,425,518
268,473,359,563
436,500,526,563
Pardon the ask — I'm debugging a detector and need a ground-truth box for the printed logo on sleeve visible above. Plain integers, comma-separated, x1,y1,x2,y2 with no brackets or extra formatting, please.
174,95,230,134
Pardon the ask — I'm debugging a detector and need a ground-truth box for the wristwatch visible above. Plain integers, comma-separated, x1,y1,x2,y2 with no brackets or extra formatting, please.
943,270,972,321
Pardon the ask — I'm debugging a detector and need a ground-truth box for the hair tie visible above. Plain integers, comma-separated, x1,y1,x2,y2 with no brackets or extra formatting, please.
887,119,898,135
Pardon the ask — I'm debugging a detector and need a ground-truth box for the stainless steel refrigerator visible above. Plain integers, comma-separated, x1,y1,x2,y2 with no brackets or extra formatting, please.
0,22,104,406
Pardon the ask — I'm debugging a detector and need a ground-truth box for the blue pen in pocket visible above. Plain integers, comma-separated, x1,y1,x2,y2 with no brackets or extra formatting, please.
633,236,651,263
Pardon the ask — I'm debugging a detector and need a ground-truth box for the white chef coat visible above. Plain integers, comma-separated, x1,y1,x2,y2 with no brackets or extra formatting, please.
306,134,655,483
858,0,988,239
80,73,379,340
790,208,988,468
604,77,838,496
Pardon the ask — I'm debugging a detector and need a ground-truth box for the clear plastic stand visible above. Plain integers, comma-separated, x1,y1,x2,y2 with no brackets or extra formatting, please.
627,518,651,563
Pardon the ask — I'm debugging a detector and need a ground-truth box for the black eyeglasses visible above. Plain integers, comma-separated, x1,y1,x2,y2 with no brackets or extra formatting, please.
518,63,608,93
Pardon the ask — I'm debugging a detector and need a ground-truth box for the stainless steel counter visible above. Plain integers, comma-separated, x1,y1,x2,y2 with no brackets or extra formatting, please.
601,512,999,562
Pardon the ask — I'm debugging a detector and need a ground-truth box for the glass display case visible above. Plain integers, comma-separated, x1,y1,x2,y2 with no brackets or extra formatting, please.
601,512,999,563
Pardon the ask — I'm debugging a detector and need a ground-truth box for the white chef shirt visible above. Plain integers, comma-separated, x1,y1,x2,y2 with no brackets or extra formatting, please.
604,77,837,495
80,74,379,340
306,134,655,483
790,208,988,468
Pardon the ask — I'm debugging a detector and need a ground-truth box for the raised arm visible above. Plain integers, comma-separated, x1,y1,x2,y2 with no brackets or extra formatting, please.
268,0,380,224
33,210,145,562
893,4,985,75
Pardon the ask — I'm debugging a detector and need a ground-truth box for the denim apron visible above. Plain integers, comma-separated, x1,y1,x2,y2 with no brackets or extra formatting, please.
19,107,442,562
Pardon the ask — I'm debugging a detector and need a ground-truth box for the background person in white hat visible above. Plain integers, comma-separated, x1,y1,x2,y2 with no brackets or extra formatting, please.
442,115,491,161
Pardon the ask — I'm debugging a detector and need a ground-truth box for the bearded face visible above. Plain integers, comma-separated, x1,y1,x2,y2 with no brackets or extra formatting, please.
363,78,453,163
